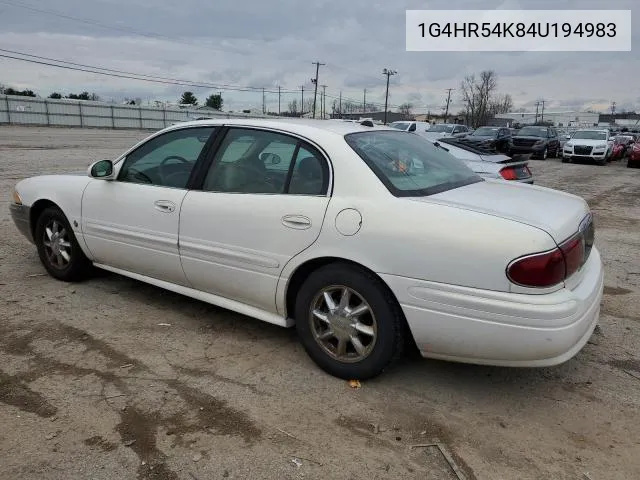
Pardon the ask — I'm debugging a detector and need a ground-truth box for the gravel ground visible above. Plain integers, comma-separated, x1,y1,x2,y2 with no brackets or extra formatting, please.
1,126,639,480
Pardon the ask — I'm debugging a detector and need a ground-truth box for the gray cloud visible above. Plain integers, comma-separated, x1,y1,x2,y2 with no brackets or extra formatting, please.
0,0,637,113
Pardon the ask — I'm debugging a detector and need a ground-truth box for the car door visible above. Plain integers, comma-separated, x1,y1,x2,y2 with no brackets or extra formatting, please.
178,126,331,313
81,126,217,285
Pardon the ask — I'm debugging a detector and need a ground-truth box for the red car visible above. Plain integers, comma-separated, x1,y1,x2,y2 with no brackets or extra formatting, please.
628,142,640,168
611,142,626,161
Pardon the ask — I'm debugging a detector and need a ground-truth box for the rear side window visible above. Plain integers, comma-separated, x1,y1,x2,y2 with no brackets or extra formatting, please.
345,130,482,197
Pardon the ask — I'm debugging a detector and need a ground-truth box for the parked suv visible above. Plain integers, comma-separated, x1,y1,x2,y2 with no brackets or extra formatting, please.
421,123,471,140
464,126,513,154
562,129,613,166
511,125,561,159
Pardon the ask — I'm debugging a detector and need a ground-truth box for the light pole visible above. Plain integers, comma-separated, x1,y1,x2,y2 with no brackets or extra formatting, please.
382,68,397,124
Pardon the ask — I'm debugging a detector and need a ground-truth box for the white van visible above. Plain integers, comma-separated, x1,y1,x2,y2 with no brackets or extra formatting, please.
388,120,431,133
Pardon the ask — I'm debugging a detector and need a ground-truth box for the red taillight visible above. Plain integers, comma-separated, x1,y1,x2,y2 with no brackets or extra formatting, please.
560,234,584,278
507,248,566,287
500,167,517,180
507,233,586,288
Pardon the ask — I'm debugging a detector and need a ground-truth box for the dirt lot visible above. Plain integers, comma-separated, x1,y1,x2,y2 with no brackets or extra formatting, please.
1,126,639,480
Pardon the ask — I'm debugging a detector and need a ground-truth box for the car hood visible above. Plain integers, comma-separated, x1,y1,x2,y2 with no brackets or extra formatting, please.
410,180,589,243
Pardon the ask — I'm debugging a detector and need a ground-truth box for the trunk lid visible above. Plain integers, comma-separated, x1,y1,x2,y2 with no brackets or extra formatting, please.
413,180,590,243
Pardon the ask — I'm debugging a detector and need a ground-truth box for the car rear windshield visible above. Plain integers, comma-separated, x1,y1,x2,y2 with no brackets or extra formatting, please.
572,130,607,140
344,130,483,197
517,126,548,137
389,122,410,130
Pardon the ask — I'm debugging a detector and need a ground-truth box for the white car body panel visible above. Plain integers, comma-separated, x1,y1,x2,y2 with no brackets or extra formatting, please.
82,181,190,286
179,192,330,313
10,118,604,368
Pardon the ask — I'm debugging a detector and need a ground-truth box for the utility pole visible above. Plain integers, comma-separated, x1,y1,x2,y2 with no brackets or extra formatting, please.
540,99,545,123
382,68,397,124
278,85,281,116
444,88,454,123
363,89,367,114
534,101,540,124
262,88,265,115
321,85,327,119
300,85,304,117
611,101,616,116
311,61,325,119
339,91,342,119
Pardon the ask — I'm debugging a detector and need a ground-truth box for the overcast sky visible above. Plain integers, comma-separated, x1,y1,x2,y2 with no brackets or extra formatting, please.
0,0,637,113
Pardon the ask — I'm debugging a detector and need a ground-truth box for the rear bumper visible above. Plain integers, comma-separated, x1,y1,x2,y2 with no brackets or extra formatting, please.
381,247,604,367
9,203,33,243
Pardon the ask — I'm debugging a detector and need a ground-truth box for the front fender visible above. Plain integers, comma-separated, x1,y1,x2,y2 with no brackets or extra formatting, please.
13,174,95,259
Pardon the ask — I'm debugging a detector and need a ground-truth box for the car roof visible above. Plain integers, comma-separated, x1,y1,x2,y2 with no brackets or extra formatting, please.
164,118,394,137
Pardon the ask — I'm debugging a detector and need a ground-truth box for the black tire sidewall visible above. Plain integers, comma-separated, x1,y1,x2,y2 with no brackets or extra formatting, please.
35,207,88,281
294,264,403,380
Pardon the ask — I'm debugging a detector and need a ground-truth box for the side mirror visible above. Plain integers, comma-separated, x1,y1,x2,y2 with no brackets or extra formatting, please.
88,159,115,179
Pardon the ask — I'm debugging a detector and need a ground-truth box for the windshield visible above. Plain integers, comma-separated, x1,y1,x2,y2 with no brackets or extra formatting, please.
517,126,548,137
472,127,499,136
389,122,410,130
429,124,454,133
572,130,608,140
344,130,482,197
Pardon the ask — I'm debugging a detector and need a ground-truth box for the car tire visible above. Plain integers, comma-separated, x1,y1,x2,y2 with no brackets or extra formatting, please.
595,157,607,166
540,147,548,160
35,206,92,282
294,263,405,380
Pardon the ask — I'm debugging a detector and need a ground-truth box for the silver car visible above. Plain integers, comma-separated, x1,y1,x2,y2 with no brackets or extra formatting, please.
419,136,534,184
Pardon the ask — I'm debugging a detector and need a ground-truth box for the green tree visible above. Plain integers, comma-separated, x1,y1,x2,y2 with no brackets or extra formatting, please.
180,91,198,105
205,93,223,110
48,92,62,99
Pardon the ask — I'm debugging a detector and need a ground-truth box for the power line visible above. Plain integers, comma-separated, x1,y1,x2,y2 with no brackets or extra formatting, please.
0,49,298,94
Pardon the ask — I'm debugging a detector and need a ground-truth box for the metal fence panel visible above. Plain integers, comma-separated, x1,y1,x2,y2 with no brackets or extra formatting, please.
0,94,268,130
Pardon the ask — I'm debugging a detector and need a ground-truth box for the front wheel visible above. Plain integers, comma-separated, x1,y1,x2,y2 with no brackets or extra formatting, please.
294,263,405,380
35,206,92,281
540,147,548,160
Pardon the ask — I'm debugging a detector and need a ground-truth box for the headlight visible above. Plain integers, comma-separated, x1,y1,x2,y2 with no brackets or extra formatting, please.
534,139,544,145
12,189,22,205
593,144,606,151
565,143,572,148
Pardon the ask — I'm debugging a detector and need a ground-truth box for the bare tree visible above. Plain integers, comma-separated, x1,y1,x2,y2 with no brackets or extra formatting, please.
303,98,314,116
287,99,298,115
459,70,501,127
489,94,513,115
399,102,414,115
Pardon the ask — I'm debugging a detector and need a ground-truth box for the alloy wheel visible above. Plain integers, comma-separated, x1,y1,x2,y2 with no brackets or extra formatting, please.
42,219,72,269
308,285,377,363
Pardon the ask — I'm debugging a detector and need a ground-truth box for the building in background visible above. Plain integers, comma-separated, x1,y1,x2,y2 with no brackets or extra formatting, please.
495,111,600,127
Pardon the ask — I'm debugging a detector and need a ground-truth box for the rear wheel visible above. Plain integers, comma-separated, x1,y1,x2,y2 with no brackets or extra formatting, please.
35,206,92,281
294,263,405,380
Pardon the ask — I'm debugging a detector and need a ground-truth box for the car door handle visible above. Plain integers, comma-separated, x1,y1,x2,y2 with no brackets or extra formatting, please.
154,200,176,213
282,215,311,230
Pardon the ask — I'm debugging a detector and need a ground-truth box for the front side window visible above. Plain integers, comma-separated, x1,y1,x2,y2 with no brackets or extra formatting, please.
345,130,482,197
202,128,328,195
118,127,215,188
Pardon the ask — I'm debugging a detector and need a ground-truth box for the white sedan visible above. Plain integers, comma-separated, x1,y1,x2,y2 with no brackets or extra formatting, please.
9,119,604,380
